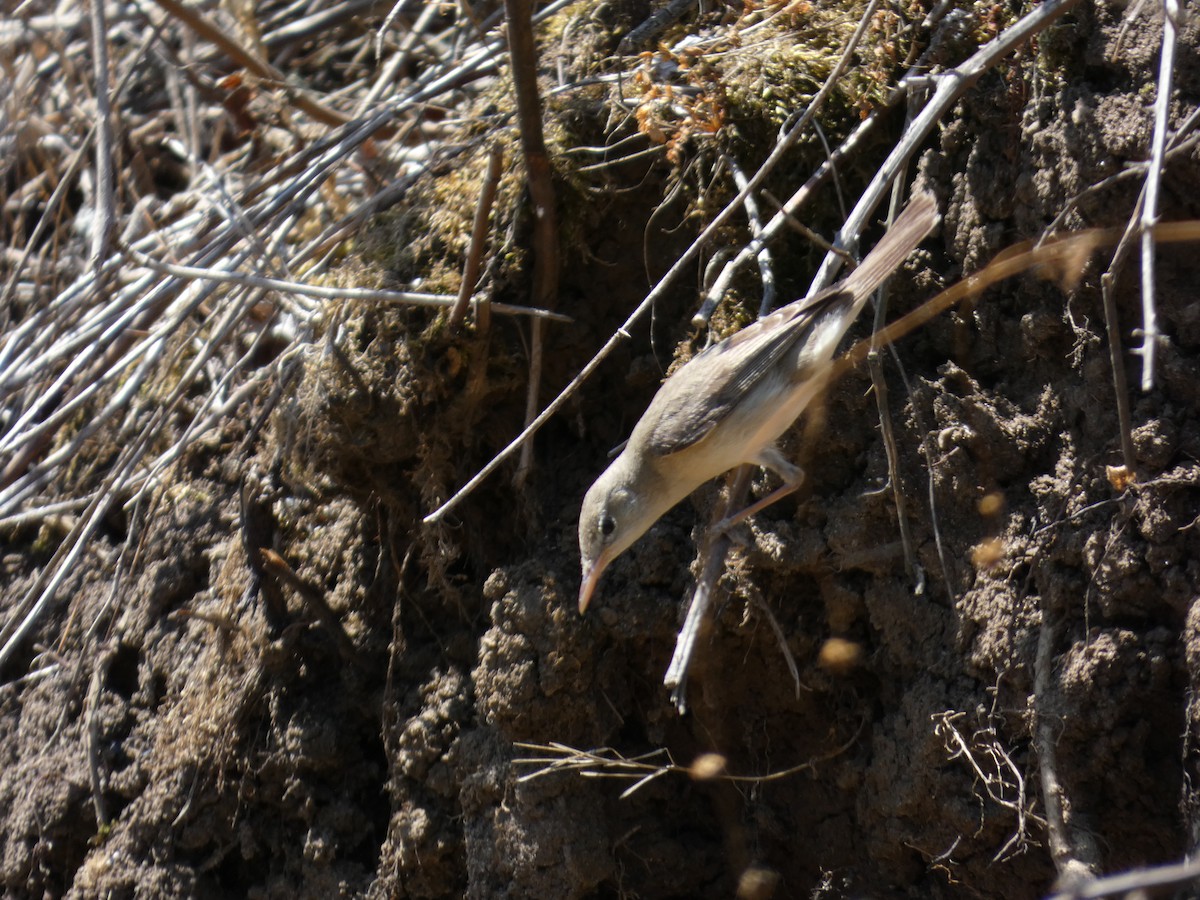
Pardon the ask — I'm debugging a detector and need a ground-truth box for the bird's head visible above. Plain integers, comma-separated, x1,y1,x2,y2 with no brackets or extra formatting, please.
577,454,665,614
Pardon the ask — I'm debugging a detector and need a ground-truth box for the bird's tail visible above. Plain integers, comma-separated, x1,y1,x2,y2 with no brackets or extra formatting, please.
839,189,939,306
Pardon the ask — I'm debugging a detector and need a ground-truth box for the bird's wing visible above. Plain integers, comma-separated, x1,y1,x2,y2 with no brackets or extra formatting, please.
638,188,938,459
641,286,852,457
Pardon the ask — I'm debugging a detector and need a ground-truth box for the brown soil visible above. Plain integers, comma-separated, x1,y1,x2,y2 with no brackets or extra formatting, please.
4,0,1200,898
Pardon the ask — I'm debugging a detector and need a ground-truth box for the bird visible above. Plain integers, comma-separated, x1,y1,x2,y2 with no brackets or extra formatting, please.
577,188,938,614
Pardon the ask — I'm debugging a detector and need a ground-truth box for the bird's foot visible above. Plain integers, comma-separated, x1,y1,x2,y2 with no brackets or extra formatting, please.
711,516,752,546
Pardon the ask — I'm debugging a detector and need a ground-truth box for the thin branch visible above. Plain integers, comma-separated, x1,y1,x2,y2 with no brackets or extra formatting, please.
503,0,560,487
616,0,697,54
724,154,776,315
664,468,750,711
451,146,504,331
1034,591,1101,881
87,0,115,272
258,548,368,671
1099,198,1143,475
124,247,569,321
1132,0,1178,390
1047,856,1200,900
867,183,921,581
86,645,115,829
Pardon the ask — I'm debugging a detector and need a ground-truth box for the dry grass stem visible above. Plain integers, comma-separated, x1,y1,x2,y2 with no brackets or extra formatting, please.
514,722,862,797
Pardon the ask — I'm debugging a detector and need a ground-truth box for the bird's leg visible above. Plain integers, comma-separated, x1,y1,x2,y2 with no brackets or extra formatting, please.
711,447,804,533
713,482,800,532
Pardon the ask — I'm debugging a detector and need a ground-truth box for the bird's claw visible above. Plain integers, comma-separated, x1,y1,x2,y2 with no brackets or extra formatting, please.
711,516,751,546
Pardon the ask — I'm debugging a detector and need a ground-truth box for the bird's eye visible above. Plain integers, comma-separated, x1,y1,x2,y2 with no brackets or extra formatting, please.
599,514,616,538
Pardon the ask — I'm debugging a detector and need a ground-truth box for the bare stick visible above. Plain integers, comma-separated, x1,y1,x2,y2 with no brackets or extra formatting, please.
0,498,91,531
87,0,115,272
514,719,861,788
868,348,920,572
1100,199,1143,475
664,467,751,710
504,0,560,487
1047,856,1200,900
1133,0,1178,390
258,549,368,671
451,147,504,330
124,247,569,321
864,181,920,581
759,188,850,259
724,155,777,315
748,589,804,698
1034,597,1100,882
86,645,114,829
616,0,696,54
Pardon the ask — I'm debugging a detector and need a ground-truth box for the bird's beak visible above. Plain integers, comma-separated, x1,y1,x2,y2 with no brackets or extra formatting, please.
577,553,610,615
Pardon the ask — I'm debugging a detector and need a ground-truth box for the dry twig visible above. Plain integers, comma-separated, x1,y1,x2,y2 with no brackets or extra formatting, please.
1046,855,1200,900
450,146,504,330
514,720,863,797
1034,590,1101,881
1132,0,1180,391
503,0,560,488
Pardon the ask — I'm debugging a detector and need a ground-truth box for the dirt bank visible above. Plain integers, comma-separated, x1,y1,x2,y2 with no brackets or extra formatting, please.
3,0,1200,896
